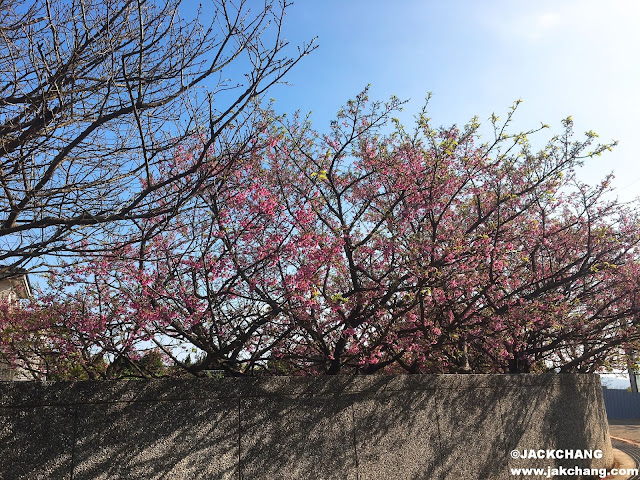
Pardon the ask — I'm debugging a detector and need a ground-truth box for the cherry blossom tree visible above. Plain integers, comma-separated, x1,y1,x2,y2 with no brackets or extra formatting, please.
4,89,640,378
0,0,315,273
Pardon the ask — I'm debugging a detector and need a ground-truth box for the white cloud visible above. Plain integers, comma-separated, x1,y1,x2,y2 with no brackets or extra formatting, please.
535,12,562,31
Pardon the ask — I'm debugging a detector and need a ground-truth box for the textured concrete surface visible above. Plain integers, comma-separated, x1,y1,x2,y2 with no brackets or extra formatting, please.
436,385,508,479
73,398,238,479
353,390,440,480
504,378,613,475
0,374,612,480
0,405,75,479
240,394,357,479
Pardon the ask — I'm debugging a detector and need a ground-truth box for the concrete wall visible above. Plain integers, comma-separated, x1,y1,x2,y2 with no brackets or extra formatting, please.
0,374,611,480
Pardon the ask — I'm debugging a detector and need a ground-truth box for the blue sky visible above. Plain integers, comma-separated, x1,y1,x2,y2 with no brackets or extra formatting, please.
254,0,640,203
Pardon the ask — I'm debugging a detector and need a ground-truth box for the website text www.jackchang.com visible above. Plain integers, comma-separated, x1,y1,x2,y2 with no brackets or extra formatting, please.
509,449,638,478
510,465,638,478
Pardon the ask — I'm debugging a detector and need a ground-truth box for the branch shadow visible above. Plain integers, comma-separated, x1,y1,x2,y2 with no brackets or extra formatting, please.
0,374,612,480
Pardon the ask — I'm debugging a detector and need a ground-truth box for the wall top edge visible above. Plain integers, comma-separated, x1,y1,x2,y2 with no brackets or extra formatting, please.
0,373,600,408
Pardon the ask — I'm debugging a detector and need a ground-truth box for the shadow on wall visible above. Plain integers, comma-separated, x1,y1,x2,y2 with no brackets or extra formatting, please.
502,375,612,476
0,375,612,480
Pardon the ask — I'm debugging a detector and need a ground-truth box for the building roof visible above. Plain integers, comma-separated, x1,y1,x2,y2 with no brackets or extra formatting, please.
0,267,32,299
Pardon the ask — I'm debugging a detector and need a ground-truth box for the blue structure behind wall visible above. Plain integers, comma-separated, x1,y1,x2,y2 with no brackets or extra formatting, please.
602,387,640,419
